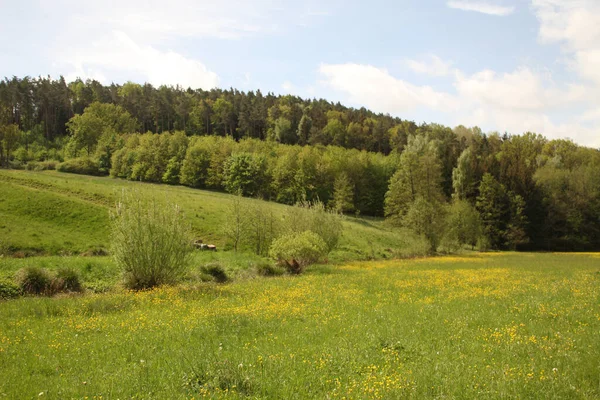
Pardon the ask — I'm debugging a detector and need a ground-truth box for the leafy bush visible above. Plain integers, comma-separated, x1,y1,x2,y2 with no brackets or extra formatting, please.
0,280,22,300
442,199,483,251
111,191,194,290
282,200,343,252
57,157,104,176
269,230,328,274
15,266,52,295
199,262,229,283
25,160,58,171
402,197,446,253
254,261,285,277
52,267,83,293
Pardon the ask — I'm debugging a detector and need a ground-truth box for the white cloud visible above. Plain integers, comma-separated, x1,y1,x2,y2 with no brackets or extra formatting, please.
48,0,330,88
50,0,330,42
405,55,454,77
318,61,599,147
532,0,600,85
319,63,459,114
454,67,587,111
282,81,295,93
447,0,515,16
63,31,219,89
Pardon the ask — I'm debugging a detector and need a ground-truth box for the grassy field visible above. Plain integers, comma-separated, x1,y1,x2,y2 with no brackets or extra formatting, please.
0,252,598,399
0,169,427,261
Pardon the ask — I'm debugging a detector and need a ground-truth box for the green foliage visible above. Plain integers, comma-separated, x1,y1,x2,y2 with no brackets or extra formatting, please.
53,267,83,293
180,142,212,187
223,153,269,197
443,199,482,250
223,194,246,252
15,266,52,295
476,173,529,249
25,160,58,171
402,197,446,252
385,135,445,224
331,172,355,213
0,124,20,167
211,98,235,136
0,279,22,299
199,262,229,283
269,230,328,274
110,191,193,289
534,152,600,250
282,200,343,252
66,102,138,156
244,199,279,256
270,117,296,144
57,157,104,176
476,173,510,249
254,261,285,277
451,147,476,201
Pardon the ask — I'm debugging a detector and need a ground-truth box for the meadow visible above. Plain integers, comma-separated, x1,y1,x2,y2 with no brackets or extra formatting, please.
0,169,427,261
0,252,598,399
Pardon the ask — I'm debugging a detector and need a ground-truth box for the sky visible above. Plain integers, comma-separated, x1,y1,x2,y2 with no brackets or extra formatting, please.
1,0,599,147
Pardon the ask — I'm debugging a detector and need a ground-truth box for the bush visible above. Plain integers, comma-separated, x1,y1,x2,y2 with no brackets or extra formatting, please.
26,160,58,171
57,157,104,176
282,200,343,252
0,280,22,300
255,261,285,277
111,191,194,289
199,262,229,283
52,267,83,293
15,266,52,295
269,230,328,274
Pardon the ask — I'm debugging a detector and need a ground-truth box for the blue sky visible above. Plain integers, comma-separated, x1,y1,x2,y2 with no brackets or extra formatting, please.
1,0,599,147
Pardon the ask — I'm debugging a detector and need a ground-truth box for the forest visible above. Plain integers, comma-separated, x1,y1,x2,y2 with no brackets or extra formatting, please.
1,75,599,251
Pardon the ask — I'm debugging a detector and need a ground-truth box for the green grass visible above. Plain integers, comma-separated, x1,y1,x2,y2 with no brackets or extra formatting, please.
0,169,427,260
0,252,598,398
0,252,273,294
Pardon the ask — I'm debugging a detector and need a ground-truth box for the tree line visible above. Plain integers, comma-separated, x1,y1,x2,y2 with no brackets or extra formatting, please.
1,76,599,251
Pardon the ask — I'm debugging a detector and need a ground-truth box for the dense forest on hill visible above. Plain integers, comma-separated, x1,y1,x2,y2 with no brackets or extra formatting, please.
1,76,599,251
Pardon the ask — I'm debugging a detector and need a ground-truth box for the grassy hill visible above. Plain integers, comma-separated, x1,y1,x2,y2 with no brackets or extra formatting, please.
0,169,427,261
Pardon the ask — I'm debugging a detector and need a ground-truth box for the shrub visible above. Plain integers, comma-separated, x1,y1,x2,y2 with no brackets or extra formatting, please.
53,267,83,293
282,200,343,252
26,160,58,171
254,261,285,277
0,280,22,300
199,262,229,283
269,230,328,274
111,191,194,290
15,266,52,295
57,157,104,176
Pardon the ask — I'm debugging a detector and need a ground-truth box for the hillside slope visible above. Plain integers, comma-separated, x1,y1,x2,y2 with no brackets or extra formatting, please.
0,170,426,260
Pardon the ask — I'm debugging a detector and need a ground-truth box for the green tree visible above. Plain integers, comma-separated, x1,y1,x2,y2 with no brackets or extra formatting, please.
211,98,235,136
403,197,445,252
223,193,247,252
0,124,20,166
385,135,445,224
66,102,138,156
269,117,296,144
444,199,482,249
223,153,269,197
331,172,355,213
297,114,312,145
452,147,476,201
179,140,212,188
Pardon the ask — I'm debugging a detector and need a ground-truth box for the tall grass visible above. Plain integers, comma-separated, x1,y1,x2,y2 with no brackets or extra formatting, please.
110,190,194,289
